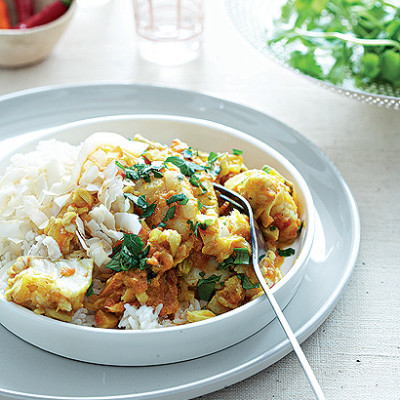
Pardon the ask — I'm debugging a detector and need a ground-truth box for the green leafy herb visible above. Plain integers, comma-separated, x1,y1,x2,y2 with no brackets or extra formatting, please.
124,193,156,218
269,225,277,231
268,0,400,88
205,151,222,178
233,148,243,156
297,221,304,235
164,156,205,177
189,173,208,194
217,248,250,270
234,248,251,264
105,233,151,272
166,194,189,205
278,247,296,257
237,274,260,290
197,199,214,211
198,219,213,231
187,218,213,237
262,166,271,174
85,282,94,297
208,152,220,164
197,274,221,301
116,161,163,183
182,147,194,159
164,156,208,193
159,205,176,227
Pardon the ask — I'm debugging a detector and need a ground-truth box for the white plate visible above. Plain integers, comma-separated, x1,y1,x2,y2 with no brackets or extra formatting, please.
0,84,360,400
0,114,315,366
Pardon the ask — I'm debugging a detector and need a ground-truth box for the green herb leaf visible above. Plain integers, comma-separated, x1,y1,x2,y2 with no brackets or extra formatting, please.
182,147,194,159
233,148,243,156
381,50,400,84
117,161,163,183
208,151,220,163
162,205,176,223
278,248,296,257
237,274,260,290
234,248,250,264
164,156,205,177
290,50,324,79
362,52,380,79
262,166,271,174
166,194,189,205
85,282,94,297
124,193,157,218
297,221,304,235
198,219,213,231
105,233,151,272
217,248,250,270
197,274,221,301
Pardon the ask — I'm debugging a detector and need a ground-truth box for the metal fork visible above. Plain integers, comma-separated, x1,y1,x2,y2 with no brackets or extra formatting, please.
214,183,326,400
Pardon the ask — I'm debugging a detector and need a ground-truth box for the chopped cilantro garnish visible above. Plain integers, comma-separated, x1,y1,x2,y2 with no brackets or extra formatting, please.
197,199,214,211
124,193,156,218
297,221,304,235
217,248,250,270
233,148,243,156
187,218,212,237
198,219,213,231
182,147,193,159
197,274,221,302
166,194,189,205
205,151,222,178
189,173,208,194
262,166,271,174
105,233,151,273
237,274,260,290
278,248,296,257
269,225,277,231
158,205,177,227
85,282,94,297
187,219,195,231
116,161,163,183
208,152,220,164
234,248,251,264
164,156,208,193
164,156,205,176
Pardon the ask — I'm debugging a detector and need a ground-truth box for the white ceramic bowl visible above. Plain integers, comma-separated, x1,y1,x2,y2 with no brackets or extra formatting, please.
0,115,315,366
0,0,76,68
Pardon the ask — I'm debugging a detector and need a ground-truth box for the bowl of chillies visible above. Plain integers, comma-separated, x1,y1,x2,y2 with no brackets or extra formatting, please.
0,0,76,68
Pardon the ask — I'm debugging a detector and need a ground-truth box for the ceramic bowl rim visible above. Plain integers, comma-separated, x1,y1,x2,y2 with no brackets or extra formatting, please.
0,114,315,336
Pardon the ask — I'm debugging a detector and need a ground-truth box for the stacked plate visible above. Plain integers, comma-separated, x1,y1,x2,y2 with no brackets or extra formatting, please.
0,84,360,400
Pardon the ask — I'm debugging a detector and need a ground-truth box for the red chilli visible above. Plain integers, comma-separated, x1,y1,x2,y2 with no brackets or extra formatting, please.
0,0,11,29
15,0,72,29
15,0,34,23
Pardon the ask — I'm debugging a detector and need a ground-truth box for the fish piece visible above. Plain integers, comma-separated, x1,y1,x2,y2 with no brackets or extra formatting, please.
5,256,93,322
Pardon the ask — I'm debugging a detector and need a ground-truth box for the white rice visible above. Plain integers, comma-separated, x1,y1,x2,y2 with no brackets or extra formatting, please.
0,138,182,330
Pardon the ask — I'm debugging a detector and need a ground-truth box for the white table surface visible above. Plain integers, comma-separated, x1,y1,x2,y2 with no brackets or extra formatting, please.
0,1,399,399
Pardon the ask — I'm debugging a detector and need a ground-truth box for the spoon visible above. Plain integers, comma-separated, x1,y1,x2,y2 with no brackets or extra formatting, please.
214,183,326,400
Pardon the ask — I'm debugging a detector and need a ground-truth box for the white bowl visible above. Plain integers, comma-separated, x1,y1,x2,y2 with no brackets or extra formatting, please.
0,0,76,68
0,115,315,366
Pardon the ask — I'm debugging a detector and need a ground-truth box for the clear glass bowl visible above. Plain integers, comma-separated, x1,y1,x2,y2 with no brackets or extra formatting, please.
226,0,400,110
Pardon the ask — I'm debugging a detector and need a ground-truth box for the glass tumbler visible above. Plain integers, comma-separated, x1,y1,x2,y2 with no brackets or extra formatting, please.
133,0,204,66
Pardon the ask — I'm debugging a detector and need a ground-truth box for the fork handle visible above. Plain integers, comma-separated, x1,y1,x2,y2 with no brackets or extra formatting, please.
255,272,327,400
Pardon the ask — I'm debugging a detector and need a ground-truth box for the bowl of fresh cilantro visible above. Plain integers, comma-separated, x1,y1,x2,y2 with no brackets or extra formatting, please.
227,0,400,108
